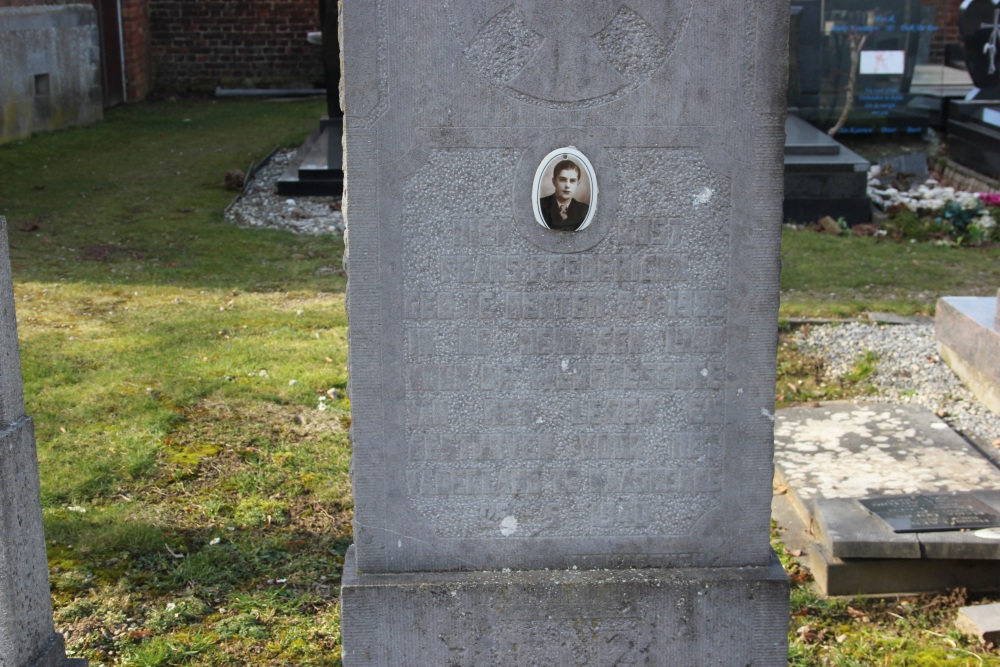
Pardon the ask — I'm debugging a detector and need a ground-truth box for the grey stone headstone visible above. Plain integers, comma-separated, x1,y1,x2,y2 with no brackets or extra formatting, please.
340,3,790,664
0,217,84,667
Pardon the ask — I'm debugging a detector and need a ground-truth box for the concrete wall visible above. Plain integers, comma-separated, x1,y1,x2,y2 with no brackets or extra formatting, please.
0,4,102,144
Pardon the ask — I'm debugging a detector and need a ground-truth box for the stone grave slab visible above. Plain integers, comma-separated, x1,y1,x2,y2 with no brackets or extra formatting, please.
936,294,1000,417
956,603,1000,645
813,493,1000,560
774,402,1000,595
339,1,790,663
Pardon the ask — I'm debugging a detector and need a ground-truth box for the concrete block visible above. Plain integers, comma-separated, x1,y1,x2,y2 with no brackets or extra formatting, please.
341,546,789,666
936,295,1000,417
807,540,1000,597
956,603,1000,645
0,5,103,144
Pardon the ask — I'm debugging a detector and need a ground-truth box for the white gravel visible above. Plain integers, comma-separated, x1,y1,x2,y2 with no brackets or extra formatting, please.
224,149,344,236
792,323,1000,450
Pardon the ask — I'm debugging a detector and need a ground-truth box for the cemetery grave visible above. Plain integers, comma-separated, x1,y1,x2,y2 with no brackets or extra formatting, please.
0,94,999,665
4,1,1000,662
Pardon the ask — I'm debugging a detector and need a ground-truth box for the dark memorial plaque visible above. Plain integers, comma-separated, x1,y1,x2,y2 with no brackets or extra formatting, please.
859,493,1000,533
789,0,942,135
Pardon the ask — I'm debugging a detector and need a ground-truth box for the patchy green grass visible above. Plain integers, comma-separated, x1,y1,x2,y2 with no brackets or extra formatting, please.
5,99,1000,665
775,532,1000,666
780,228,1000,318
4,99,350,666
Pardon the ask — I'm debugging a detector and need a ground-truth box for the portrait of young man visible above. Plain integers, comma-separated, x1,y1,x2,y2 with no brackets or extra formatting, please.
539,158,591,231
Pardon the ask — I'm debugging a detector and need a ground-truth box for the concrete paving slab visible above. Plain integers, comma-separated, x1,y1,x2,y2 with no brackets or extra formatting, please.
774,403,1000,594
774,402,1000,521
956,603,1000,644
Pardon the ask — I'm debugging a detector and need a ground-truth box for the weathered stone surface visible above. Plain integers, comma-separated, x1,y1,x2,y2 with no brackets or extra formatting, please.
936,295,1000,416
341,0,789,662
807,539,1000,597
342,0,789,577
341,545,789,666
774,402,1000,520
956,603,1000,644
0,418,60,667
0,6,102,145
0,219,25,426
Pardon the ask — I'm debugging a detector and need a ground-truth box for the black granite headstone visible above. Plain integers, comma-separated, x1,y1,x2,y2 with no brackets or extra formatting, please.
276,0,344,197
792,0,936,136
960,0,1000,100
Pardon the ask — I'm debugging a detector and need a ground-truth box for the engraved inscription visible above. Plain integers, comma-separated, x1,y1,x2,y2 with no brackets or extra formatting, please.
401,148,731,539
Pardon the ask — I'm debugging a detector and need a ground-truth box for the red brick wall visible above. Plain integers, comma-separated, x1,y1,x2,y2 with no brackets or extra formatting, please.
922,0,960,64
122,0,151,100
0,1,77,6
149,0,323,94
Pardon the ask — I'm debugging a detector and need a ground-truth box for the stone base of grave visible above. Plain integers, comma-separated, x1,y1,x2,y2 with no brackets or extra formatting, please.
1,418,84,667
783,115,871,227
276,116,344,197
773,403,1000,596
340,545,788,666
936,295,1000,418
26,634,86,667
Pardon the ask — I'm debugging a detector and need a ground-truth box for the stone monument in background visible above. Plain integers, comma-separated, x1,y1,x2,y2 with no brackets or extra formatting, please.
340,2,790,664
0,217,84,667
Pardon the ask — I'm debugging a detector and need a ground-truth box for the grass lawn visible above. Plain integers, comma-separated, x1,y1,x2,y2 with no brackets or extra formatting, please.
2,99,999,666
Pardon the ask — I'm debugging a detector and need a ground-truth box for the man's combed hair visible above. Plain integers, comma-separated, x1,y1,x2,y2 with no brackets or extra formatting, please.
552,159,581,180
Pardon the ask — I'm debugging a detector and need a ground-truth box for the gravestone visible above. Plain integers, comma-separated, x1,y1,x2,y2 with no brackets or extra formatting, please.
774,402,1000,596
948,1,1000,178
960,0,1000,100
0,217,84,666
791,0,934,136
275,0,343,197
339,3,790,664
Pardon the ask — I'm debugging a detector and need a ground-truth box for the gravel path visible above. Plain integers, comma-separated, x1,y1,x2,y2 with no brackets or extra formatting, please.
224,149,345,236
792,322,1000,452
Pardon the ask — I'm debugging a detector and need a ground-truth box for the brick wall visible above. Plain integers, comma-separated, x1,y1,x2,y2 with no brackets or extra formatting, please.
0,0,77,6
149,0,323,94
121,0,151,100
922,0,960,64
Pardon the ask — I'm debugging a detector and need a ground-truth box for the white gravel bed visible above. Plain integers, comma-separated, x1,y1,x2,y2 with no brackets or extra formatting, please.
224,149,344,236
792,323,1000,450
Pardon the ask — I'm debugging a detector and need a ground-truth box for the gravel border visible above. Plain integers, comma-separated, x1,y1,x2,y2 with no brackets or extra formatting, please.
224,149,345,236
791,322,1000,454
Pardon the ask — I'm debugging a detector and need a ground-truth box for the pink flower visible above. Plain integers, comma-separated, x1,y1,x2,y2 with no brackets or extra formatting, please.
977,192,1000,207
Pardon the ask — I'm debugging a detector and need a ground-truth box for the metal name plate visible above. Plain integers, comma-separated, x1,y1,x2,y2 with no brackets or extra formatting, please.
859,493,1000,533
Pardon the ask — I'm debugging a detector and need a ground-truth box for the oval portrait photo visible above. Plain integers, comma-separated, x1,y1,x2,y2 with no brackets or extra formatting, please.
532,147,598,232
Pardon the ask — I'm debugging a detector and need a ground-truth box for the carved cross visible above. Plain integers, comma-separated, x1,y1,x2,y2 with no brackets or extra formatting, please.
982,8,1000,75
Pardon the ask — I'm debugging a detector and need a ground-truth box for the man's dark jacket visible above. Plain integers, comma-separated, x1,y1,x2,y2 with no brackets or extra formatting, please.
540,194,589,231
